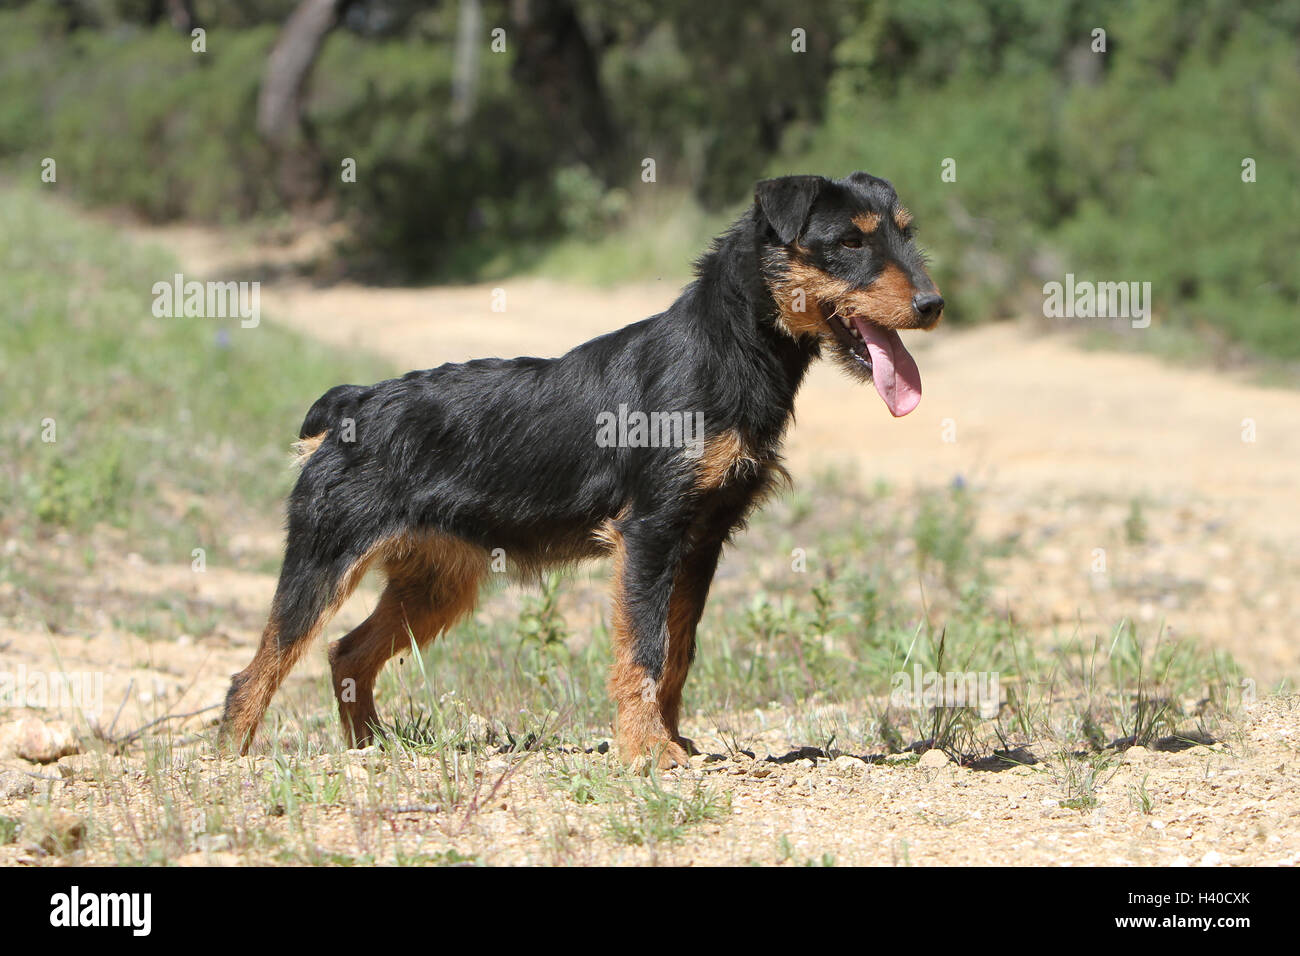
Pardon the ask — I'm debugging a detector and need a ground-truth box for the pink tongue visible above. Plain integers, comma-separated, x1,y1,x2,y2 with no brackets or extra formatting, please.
854,318,922,417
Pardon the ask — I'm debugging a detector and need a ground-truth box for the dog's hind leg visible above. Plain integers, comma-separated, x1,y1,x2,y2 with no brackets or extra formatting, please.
219,535,382,755
328,535,485,748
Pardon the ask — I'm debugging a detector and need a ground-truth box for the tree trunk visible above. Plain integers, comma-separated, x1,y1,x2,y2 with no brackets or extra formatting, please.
452,0,484,126
510,0,616,176
163,0,199,32
257,0,351,209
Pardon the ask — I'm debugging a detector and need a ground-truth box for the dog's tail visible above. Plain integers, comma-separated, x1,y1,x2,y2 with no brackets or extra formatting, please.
293,383,370,465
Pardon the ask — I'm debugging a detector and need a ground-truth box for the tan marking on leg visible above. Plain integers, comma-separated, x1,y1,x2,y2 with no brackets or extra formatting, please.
604,527,684,770
221,533,485,754
656,551,716,746
220,621,297,754
329,533,486,747
220,540,390,753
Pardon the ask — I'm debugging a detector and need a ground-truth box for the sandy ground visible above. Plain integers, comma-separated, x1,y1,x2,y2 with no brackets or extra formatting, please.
1,218,1297,865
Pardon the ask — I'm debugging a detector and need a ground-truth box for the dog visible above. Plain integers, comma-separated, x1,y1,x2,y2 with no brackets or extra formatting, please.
218,171,943,769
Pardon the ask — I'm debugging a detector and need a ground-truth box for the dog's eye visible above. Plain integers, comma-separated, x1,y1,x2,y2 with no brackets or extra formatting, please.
839,235,864,249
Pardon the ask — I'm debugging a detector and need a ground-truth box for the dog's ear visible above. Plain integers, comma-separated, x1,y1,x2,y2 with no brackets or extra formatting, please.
755,175,827,245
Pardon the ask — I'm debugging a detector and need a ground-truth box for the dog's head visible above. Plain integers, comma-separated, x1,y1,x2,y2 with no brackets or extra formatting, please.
756,172,942,417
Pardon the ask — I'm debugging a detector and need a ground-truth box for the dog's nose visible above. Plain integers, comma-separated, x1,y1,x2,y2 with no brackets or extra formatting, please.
912,293,944,325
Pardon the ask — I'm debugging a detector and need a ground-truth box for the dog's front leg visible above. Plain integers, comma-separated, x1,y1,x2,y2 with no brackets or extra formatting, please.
605,514,690,770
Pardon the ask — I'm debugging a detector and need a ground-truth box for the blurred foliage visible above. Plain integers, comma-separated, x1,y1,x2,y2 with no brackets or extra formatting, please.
0,184,391,555
0,0,1296,353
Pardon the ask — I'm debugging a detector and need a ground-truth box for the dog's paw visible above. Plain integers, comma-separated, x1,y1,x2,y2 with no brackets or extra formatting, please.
674,735,699,757
626,737,690,773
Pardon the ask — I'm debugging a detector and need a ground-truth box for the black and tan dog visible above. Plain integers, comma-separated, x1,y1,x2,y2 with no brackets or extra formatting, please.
219,171,943,768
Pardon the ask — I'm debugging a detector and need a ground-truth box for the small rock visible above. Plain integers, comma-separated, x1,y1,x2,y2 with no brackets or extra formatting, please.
1124,745,1151,763
1199,850,1223,867
833,755,867,774
0,770,35,800
917,749,951,769
14,719,81,764
342,764,373,785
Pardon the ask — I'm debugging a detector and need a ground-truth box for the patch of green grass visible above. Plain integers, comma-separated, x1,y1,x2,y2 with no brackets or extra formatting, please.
0,185,392,563
262,755,344,818
1049,750,1119,812
523,189,719,285
604,773,730,848
776,835,836,866
1129,773,1155,815
1125,498,1148,545
913,484,979,586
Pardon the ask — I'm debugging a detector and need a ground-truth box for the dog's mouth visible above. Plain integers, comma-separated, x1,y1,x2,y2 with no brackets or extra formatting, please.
822,304,922,417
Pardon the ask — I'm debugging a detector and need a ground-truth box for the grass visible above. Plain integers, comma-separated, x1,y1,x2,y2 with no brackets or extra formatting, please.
1129,773,1155,815
0,184,392,565
522,188,720,286
603,773,731,848
5,474,1255,864
1049,750,1120,812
